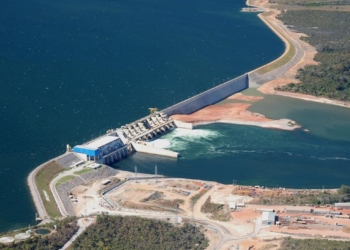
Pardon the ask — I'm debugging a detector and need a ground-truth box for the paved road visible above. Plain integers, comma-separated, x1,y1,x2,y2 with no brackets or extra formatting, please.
60,217,95,250
27,153,70,220
53,176,268,249
50,165,86,217
248,8,308,87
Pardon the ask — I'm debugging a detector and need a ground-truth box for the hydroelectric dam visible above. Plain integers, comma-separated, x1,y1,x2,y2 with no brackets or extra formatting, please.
29,73,254,220
66,73,249,165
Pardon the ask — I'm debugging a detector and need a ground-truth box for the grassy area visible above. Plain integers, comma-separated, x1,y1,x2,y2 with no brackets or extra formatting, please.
256,31,296,75
74,168,93,175
259,243,278,250
201,196,231,221
55,175,75,187
270,0,350,6
35,161,64,218
174,199,185,205
280,237,350,250
254,11,296,75
190,190,207,205
251,185,350,206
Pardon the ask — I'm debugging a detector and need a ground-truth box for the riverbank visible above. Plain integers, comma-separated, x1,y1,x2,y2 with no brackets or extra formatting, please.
247,0,350,109
171,93,300,131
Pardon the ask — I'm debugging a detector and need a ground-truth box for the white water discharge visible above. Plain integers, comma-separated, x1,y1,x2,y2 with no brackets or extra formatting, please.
151,128,221,153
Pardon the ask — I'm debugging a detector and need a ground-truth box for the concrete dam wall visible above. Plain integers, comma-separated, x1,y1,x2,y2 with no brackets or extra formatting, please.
162,74,248,116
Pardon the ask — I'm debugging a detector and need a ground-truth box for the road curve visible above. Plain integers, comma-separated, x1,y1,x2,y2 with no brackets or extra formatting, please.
27,153,69,220
50,166,86,217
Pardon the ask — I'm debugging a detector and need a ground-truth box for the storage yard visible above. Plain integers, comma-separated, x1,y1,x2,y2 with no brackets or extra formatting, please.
71,172,215,216
55,169,350,242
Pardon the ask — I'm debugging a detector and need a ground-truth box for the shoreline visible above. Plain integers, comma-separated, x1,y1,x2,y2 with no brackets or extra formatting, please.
246,1,292,75
191,119,300,131
171,100,301,131
25,0,347,227
171,92,301,131
246,0,350,109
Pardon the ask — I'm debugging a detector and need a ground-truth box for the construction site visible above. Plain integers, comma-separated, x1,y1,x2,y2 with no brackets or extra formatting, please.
43,165,348,249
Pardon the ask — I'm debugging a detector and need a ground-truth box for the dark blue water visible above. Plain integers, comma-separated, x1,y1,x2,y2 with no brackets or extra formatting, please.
0,0,301,233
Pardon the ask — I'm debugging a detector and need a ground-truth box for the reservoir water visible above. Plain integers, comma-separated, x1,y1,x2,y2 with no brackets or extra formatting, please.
0,0,348,233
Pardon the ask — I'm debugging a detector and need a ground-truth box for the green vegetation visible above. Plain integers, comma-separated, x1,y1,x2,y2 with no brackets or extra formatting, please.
201,196,231,221
280,237,350,250
252,185,350,205
74,168,93,175
275,10,350,101
190,190,207,205
174,199,185,204
0,217,78,250
55,175,75,187
35,161,64,218
260,243,278,250
270,0,350,6
72,215,208,250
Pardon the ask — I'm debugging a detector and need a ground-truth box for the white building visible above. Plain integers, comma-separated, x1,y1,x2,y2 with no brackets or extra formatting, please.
229,202,236,210
262,211,275,225
335,202,350,209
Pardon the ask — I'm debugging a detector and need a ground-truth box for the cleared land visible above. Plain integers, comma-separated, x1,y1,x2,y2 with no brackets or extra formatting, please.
171,92,300,130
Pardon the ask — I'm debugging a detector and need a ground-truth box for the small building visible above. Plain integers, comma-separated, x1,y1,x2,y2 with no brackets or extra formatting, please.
236,202,246,207
229,202,236,210
262,211,276,225
87,163,101,169
70,160,84,168
335,203,350,209
101,179,111,185
256,208,275,213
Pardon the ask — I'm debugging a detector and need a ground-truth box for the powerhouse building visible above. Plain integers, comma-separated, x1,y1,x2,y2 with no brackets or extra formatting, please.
73,135,128,164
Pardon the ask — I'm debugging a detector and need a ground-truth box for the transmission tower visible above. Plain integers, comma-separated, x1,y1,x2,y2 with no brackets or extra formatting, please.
175,204,178,225
155,165,158,183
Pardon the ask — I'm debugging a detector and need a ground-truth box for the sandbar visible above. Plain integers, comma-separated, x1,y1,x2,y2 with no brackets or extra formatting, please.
171,94,300,131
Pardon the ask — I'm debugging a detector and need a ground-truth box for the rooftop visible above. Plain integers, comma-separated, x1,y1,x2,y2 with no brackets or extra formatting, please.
86,136,119,149
262,211,275,221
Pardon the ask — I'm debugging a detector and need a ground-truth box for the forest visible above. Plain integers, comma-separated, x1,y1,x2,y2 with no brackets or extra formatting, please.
274,9,350,101
270,0,350,6
280,237,350,249
72,215,208,250
0,217,78,250
252,185,350,206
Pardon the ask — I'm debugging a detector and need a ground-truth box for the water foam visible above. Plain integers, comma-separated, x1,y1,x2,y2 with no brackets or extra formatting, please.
152,128,221,153
149,139,170,149
318,157,350,161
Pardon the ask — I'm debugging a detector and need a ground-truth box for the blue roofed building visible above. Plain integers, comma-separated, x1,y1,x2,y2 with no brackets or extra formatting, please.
73,135,128,164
